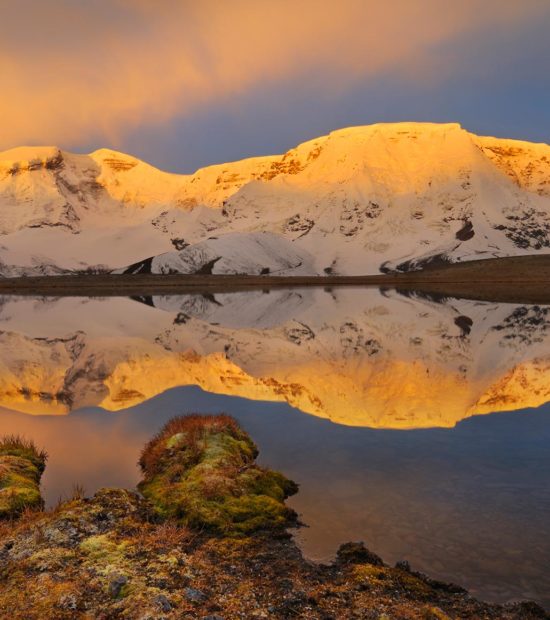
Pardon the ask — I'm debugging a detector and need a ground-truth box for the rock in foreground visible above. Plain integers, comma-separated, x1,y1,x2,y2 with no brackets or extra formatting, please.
0,416,547,619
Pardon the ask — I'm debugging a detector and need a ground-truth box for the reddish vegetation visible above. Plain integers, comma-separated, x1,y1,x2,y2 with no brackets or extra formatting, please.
139,414,243,475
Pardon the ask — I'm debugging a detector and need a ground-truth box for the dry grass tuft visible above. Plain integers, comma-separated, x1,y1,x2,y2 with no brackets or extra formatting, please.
0,434,48,470
139,413,242,476
70,483,86,501
0,503,48,539
129,520,195,552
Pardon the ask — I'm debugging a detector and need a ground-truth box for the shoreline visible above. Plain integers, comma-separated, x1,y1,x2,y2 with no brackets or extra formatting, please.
1,415,547,619
0,255,549,303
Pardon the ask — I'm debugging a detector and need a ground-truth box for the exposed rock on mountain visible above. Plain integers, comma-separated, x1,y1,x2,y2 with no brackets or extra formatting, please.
117,232,315,276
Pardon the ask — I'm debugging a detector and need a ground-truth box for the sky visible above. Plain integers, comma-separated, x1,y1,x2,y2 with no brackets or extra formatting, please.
1,0,550,172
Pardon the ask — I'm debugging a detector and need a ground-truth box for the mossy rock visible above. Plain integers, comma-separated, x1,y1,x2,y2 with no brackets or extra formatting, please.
138,414,298,535
0,435,46,518
337,541,383,566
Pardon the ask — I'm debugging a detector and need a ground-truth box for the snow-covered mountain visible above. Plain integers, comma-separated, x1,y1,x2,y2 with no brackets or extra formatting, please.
0,290,549,428
1,122,549,276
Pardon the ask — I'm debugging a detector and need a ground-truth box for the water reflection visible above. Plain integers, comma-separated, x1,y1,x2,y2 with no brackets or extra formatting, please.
0,289,549,427
0,387,548,606
0,290,549,607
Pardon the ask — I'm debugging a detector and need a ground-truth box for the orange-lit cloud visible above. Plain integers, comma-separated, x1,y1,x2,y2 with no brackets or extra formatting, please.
0,0,547,150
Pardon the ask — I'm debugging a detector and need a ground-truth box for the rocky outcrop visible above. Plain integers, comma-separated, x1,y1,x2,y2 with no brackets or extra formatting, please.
0,417,547,619
138,414,298,534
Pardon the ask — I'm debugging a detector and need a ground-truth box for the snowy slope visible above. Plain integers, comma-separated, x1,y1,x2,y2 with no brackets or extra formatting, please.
0,123,549,275
0,290,549,428
117,232,315,276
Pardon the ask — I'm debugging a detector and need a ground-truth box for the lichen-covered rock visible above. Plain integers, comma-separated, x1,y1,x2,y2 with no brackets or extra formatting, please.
0,420,547,619
0,487,195,619
138,414,299,535
0,435,46,518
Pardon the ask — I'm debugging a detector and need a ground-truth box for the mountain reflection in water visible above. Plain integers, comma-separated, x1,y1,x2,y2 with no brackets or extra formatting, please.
0,289,549,607
0,289,549,427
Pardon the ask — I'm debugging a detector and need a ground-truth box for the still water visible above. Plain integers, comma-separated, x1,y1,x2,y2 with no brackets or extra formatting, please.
0,289,548,606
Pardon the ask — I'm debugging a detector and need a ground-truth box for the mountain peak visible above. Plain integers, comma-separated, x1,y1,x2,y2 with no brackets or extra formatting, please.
0,122,549,277
328,121,463,138
0,146,63,170
90,148,141,166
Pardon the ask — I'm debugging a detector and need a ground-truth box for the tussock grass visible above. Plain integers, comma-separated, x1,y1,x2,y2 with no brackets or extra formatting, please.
138,414,298,535
0,434,48,472
139,414,243,476
0,434,47,519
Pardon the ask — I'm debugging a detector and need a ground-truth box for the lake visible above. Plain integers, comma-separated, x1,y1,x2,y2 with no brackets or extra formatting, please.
0,288,548,607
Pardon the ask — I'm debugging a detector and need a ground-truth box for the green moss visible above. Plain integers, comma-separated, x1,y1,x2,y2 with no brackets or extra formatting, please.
166,432,186,448
395,569,434,598
117,582,132,599
353,564,390,586
80,534,132,571
352,563,435,599
0,436,47,518
138,414,298,535
28,547,76,572
80,534,119,558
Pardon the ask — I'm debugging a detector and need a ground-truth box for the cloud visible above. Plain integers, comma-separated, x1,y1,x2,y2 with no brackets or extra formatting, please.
0,0,548,150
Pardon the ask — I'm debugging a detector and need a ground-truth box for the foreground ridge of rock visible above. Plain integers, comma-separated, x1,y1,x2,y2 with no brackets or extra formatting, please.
0,418,548,619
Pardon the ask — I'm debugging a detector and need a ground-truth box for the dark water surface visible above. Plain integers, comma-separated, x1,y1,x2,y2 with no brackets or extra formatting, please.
0,291,549,607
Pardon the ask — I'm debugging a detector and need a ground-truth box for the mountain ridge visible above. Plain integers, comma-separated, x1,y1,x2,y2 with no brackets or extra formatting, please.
1,122,549,276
